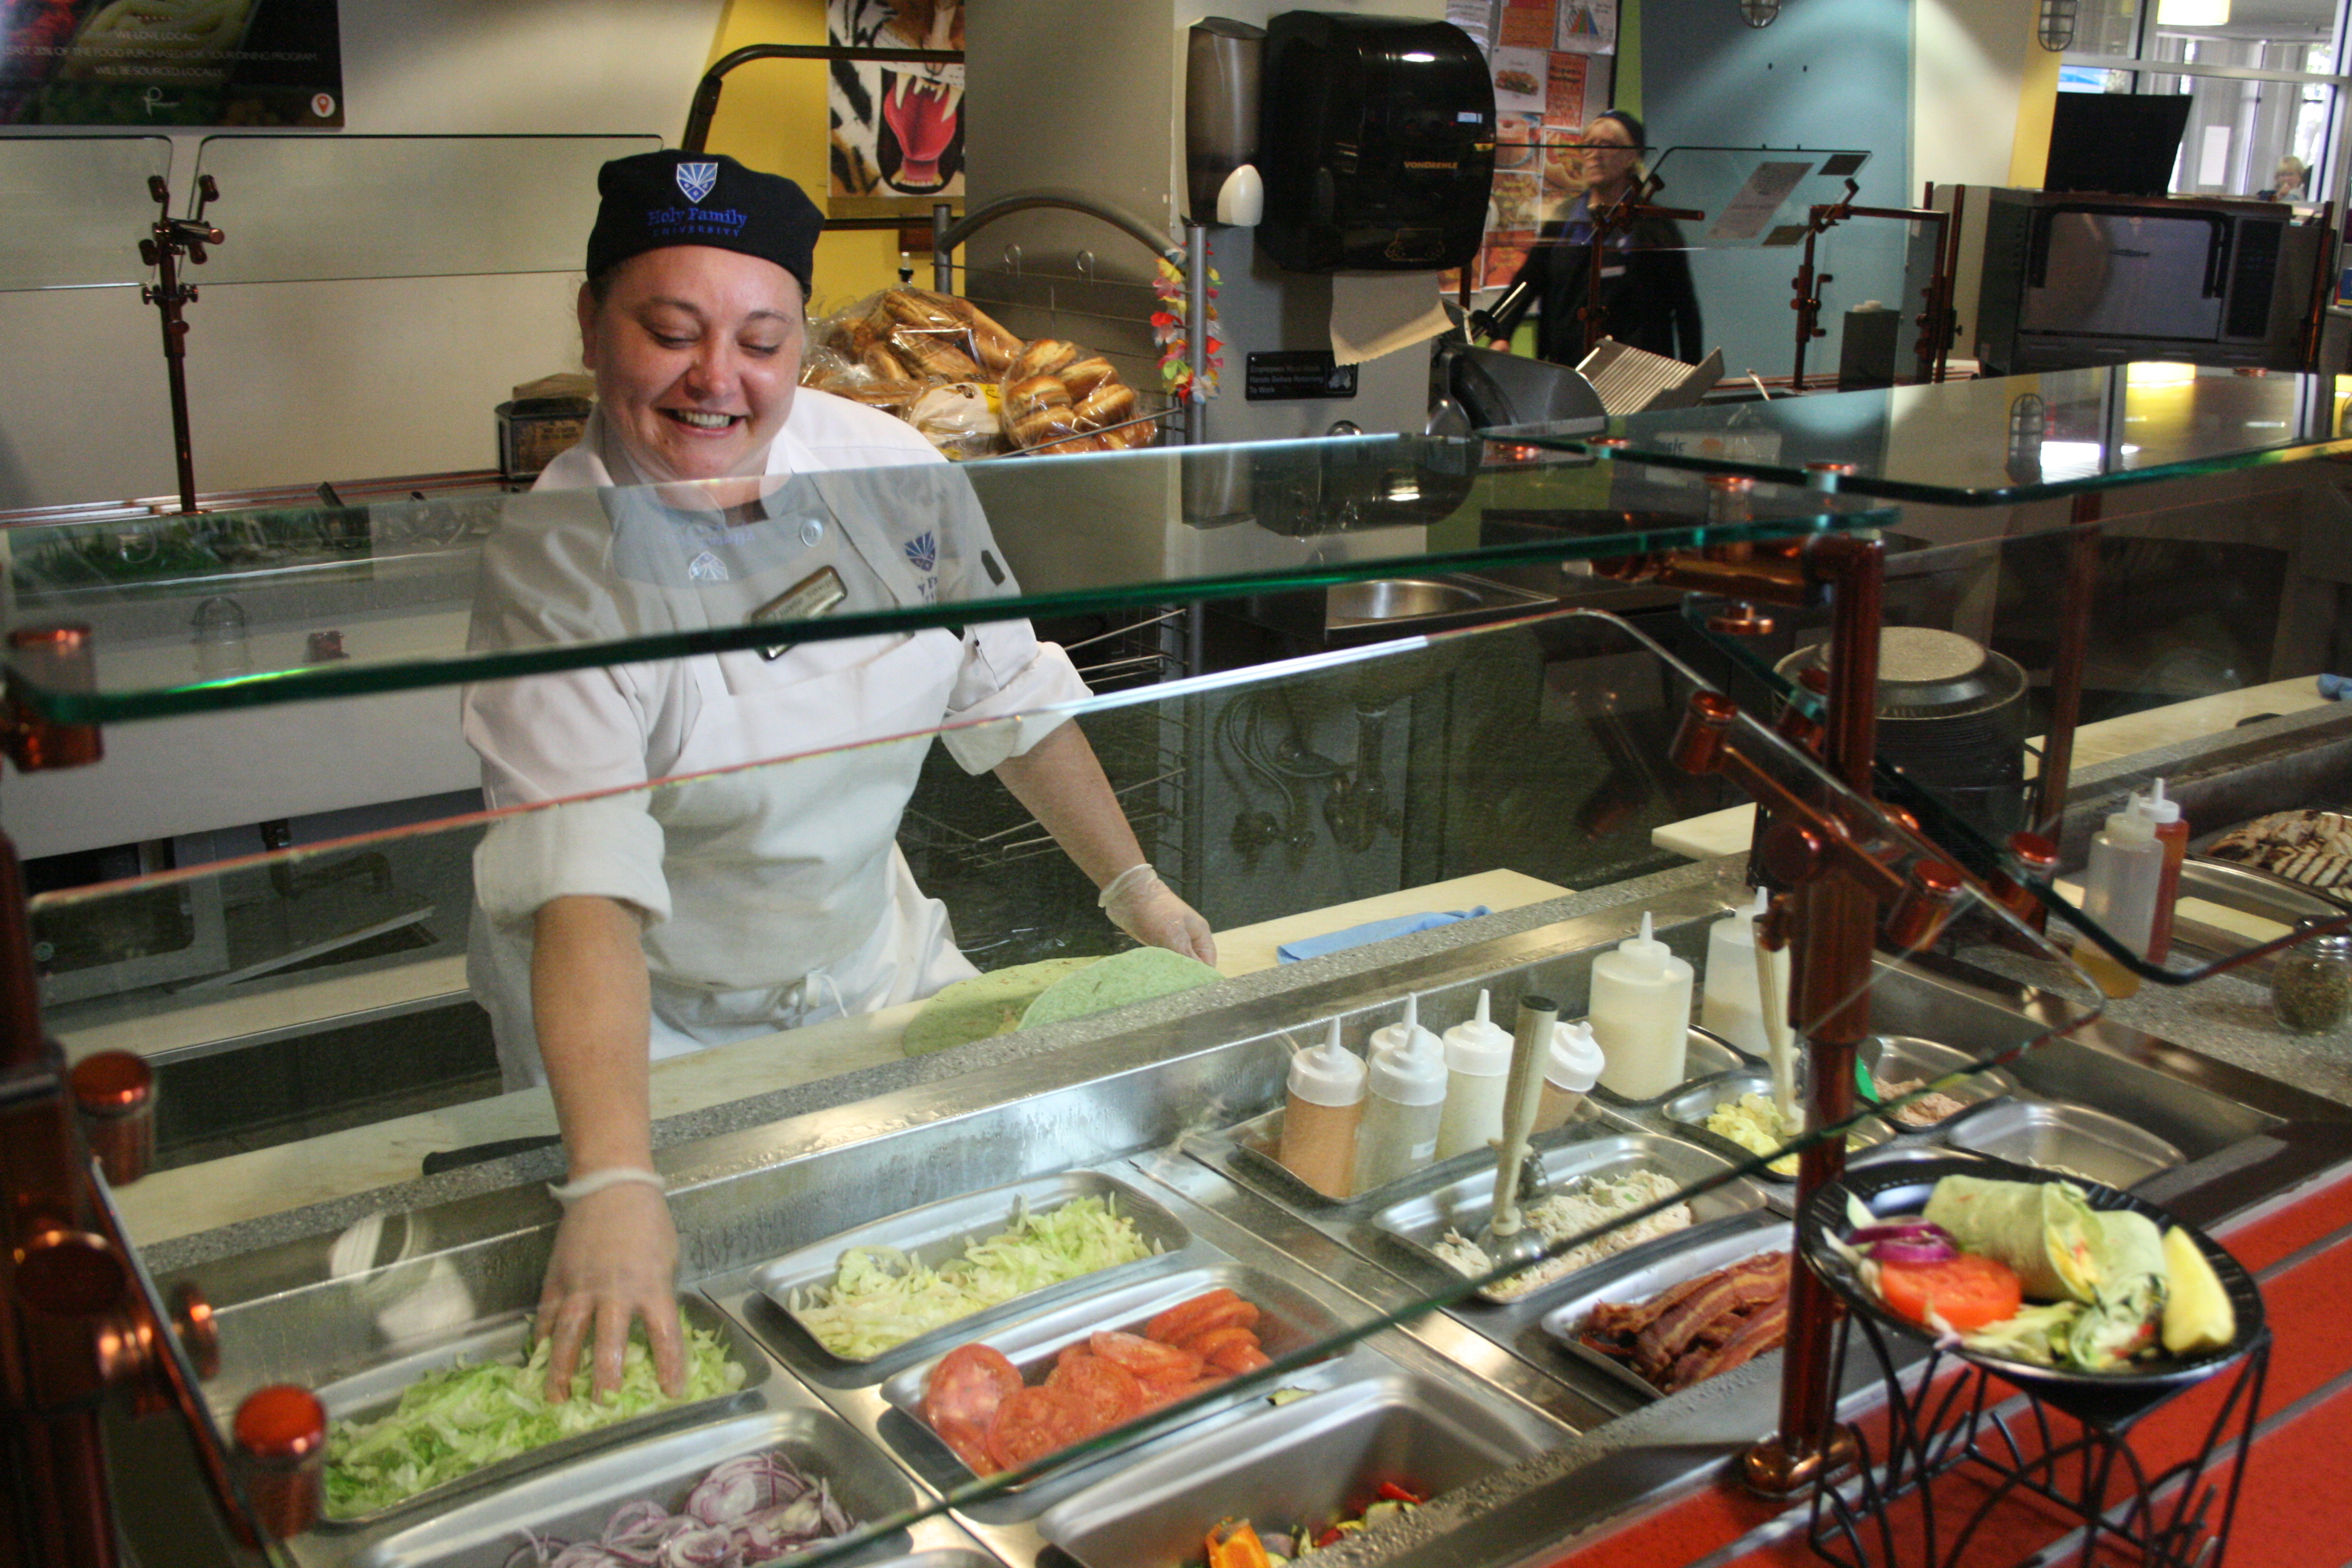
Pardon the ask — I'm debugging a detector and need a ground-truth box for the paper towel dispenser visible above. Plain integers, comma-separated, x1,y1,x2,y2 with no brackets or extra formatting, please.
1256,11,1494,273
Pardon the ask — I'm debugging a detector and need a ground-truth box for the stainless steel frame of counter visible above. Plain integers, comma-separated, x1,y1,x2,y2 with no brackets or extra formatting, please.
142,856,2352,1568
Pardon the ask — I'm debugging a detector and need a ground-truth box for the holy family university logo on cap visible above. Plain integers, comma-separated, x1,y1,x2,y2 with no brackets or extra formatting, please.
676,162,720,204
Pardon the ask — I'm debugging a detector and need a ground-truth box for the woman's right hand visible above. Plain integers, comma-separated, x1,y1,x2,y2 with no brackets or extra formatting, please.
535,1180,686,1402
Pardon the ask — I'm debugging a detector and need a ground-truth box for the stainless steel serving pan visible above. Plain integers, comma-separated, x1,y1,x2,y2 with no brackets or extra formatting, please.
1534,1218,1794,1403
1942,1097,2185,1189
875,1263,1363,1494
313,1298,765,1531
751,1170,1192,1373
350,1407,918,1567
1863,1034,2019,1132
1036,1370,1561,1568
1659,1071,1894,1181
1372,1130,1774,1304
1220,1098,1618,1214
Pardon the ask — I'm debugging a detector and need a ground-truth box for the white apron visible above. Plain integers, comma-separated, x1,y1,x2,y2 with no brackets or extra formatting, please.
463,399,1078,1087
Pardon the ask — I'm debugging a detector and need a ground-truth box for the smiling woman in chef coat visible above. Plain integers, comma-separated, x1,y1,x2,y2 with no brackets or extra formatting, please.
462,151,1213,1400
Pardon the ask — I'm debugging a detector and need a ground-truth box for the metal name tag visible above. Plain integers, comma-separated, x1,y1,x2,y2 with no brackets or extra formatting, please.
746,566,847,659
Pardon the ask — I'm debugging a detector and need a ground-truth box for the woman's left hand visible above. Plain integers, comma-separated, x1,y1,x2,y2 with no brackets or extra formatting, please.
1100,864,1217,966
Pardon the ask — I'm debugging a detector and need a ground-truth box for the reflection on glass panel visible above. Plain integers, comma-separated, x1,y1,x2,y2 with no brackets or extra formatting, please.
185,134,662,284
0,438,1892,722
0,136,172,291
2135,65,2336,199
1512,365,2352,501
2068,0,2144,59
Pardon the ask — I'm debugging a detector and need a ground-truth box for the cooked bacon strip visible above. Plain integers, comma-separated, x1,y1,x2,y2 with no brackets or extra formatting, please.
1585,1268,1723,1342
1633,1255,1788,1377
1664,1297,1788,1391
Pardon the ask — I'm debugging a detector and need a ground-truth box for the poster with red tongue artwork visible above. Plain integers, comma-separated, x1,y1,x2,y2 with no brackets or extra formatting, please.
828,0,965,220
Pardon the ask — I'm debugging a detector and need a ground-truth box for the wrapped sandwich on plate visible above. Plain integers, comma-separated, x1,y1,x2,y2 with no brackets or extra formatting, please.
1837,1175,2233,1374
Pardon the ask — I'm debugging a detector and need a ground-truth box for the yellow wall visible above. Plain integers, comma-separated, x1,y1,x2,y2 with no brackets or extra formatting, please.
702,0,910,311
2007,15,2062,188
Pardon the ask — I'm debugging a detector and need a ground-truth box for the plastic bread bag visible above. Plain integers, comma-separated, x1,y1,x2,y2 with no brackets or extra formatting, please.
999,338,1157,455
906,381,1005,461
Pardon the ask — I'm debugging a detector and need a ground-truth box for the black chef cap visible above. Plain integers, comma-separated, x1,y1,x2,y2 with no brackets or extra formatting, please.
1591,108,1646,148
585,151,823,301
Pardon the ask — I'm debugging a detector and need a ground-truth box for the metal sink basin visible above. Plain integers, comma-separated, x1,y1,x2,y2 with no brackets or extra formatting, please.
1329,577,1486,624
1325,574,1552,632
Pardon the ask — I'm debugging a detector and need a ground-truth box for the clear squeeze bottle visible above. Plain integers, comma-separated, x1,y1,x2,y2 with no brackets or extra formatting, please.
1435,988,1514,1160
1534,1018,1604,1133
2072,794,2166,999
1368,992,1440,1063
2140,779,2189,964
1351,1014,1449,1194
1589,912,1696,1100
1698,888,1777,1056
1278,1018,1364,1200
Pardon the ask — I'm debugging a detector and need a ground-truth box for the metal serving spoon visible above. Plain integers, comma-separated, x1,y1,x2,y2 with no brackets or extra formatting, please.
1475,993,1562,1273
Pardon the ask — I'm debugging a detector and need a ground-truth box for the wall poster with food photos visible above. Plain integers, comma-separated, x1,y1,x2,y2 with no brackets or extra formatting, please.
1441,0,1613,297
1,0,342,127
828,0,964,221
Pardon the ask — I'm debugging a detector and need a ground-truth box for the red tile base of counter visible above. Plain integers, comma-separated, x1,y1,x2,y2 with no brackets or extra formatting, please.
1537,1165,2352,1568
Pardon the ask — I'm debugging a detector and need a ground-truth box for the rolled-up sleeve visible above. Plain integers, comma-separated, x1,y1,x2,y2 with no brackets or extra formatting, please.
938,624,1091,774
463,664,676,927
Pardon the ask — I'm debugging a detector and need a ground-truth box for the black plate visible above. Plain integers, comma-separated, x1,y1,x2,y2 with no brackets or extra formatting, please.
1797,1155,2264,1408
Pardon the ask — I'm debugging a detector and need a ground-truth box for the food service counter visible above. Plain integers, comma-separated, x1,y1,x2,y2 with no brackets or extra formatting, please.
133,855,2352,1568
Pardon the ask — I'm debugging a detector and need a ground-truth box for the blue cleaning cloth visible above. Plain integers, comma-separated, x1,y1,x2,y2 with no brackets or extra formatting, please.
2320,673,2352,701
1276,907,1491,964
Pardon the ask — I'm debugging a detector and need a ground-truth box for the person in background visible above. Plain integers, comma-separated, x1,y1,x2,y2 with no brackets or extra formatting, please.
2261,155,2308,203
462,151,1215,1402
1477,109,1704,366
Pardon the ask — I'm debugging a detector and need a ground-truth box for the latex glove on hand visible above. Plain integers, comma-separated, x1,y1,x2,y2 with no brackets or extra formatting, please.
1099,863,1218,967
535,1172,687,1402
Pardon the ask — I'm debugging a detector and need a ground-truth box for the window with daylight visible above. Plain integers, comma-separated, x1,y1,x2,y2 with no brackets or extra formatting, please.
2057,0,2344,204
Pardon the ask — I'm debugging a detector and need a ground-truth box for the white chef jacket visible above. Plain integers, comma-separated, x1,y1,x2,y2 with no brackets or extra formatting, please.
463,391,1090,1087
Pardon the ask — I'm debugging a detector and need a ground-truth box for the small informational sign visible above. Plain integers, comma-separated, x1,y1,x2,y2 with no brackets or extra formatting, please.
1,0,343,127
1246,351,1360,402
1556,0,1616,54
1705,160,1812,243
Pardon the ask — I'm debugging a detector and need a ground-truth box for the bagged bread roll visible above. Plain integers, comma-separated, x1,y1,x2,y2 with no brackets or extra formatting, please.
1059,355,1119,400
1074,382,1137,432
889,327,984,382
1008,338,1082,383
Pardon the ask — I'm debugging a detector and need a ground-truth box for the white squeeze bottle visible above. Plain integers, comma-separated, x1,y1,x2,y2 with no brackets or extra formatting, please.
1351,1016,1449,1194
1535,1018,1605,1133
1699,889,1779,1056
1590,913,1696,1100
1368,993,1441,1063
1436,989,1514,1160
1278,1018,1365,1200
2072,794,2166,999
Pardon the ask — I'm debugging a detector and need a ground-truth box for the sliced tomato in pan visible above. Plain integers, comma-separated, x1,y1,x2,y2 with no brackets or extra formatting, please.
987,1385,1087,1472
1091,1328,1204,1382
1046,1350,1146,1433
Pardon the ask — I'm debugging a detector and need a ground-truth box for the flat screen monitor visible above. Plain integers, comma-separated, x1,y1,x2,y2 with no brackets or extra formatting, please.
2044,93,2194,197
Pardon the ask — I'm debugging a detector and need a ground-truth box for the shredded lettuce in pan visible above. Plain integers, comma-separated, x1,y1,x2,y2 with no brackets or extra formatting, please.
791,1195,1158,1359
323,1326,744,1517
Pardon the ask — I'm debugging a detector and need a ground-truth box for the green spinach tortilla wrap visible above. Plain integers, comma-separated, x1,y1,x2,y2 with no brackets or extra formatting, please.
2065,1209,2166,1370
1922,1175,2102,1302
